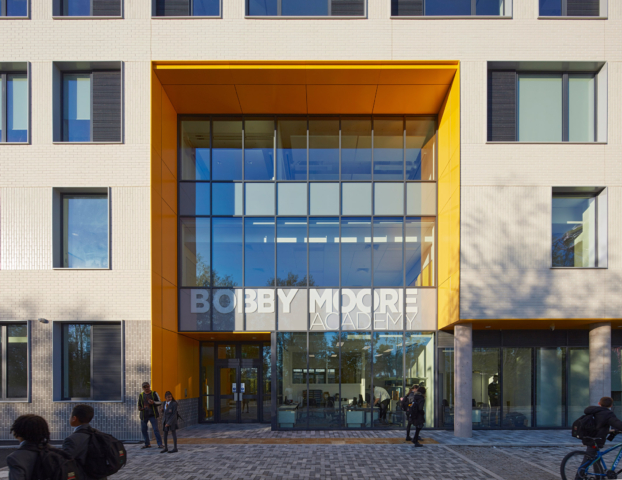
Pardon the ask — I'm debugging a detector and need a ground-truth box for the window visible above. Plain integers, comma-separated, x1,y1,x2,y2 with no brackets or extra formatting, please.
0,0,27,16
1,324,28,400
62,193,109,269
488,65,605,143
540,0,600,16
552,187,607,268
59,68,122,142
155,0,219,16
61,323,122,401
247,0,364,16
0,71,28,143
57,0,122,16
392,0,507,16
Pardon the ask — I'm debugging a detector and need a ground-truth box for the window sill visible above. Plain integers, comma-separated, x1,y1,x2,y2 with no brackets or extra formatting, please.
550,267,607,270
0,141,29,145
538,16,607,20
391,15,512,19
0,399,29,403
52,141,123,145
486,141,607,145
152,15,222,19
52,16,123,19
0,16,29,19
53,267,111,271
245,15,366,19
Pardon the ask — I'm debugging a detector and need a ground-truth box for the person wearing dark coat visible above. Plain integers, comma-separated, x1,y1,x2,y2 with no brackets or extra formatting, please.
62,404,107,480
582,397,622,457
7,415,50,480
404,384,418,441
409,386,426,447
161,391,180,453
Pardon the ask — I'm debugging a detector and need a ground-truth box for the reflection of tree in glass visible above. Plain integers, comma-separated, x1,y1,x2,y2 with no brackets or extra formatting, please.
552,225,583,267
266,272,315,287
194,253,239,287
67,325,91,398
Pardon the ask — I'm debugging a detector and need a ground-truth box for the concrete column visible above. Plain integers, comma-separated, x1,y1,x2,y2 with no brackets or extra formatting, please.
454,323,472,438
590,322,612,405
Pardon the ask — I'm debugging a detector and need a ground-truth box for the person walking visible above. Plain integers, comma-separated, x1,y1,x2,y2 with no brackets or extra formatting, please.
138,381,163,449
161,391,179,454
581,397,622,457
7,415,49,480
62,404,106,480
410,386,426,447
403,384,418,441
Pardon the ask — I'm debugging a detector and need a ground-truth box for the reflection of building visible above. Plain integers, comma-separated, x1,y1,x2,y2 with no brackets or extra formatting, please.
1,0,621,439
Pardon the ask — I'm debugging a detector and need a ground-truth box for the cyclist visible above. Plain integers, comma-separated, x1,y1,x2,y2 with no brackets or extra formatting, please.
583,397,622,456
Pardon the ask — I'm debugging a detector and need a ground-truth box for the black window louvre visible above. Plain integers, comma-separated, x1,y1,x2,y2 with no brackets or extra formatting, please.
567,0,599,16
330,0,365,16
487,70,516,142
92,71,122,143
391,0,423,16
93,0,122,16
92,323,122,401
473,330,502,347
156,0,191,16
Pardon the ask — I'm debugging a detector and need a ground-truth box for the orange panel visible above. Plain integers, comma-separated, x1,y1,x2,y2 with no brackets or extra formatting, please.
162,329,180,399
307,85,377,114
373,85,448,114
161,201,177,286
163,85,241,114
162,162,177,214
151,326,163,393
156,68,235,85
152,272,163,328
232,68,307,85
235,85,307,114
161,91,177,178
306,69,380,85
177,335,200,399
152,75,162,158
151,147,162,198
151,188,162,277
378,69,456,85
162,278,178,332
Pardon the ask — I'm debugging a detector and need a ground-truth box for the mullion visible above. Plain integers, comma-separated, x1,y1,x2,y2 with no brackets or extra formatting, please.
1,73,6,143
1,325,6,399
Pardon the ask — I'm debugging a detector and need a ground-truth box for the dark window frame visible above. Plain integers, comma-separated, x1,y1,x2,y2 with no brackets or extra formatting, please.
245,0,366,17
0,71,29,144
0,323,29,401
539,0,600,17
0,0,28,17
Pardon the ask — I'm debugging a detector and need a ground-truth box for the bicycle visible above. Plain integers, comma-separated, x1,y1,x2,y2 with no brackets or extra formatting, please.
561,432,622,479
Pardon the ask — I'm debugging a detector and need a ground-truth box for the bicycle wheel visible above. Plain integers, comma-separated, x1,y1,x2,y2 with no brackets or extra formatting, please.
561,450,605,480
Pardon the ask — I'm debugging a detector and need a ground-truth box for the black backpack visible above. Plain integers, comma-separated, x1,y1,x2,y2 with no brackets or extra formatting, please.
400,396,411,413
23,444,81,480
572,414,599,440
77,428,127,478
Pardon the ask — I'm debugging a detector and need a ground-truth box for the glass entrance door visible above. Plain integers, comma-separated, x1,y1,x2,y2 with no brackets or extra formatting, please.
240,367,259,422
219,366,239,422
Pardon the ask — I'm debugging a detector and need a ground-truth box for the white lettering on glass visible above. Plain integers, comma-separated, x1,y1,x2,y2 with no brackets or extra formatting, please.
277,289,297,313
190,289,209,314
245,290,258,313
310,289,333,313
213,290,236,314
258,290,275,313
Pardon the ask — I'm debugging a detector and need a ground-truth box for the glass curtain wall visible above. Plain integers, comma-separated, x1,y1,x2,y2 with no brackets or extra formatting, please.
472,349,500,427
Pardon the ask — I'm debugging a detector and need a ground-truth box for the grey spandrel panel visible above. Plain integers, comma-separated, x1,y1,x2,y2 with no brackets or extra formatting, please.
407,183,436,216
245,183,275,215
212,289,244,331
374,183,404,215
277,183,307,215
309,183,339,216
341,288,372,331
277,289,307,331
309,288,339,331
373,288,404,331
180,289,211,331
244,289,276,331
342,183,371,215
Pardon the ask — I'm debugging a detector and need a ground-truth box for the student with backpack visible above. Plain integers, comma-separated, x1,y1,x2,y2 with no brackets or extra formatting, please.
8,414,78,480
138,381,163,449
62,404,127,480
160,391,180,454
573,396,622,456
409,386,426,448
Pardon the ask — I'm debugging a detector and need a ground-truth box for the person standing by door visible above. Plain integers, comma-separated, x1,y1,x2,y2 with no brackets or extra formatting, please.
374,385,391,425
161,391,179,454
138,382,163,449
410,386,426,448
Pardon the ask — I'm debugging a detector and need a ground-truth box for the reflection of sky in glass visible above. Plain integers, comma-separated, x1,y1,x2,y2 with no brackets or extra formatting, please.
309,218,339,286
539,0,561,15
341,119,372,180
212,119,242,180
373,218,403,287
7,75,28,142
309,119,339,180
64,0,90,15
212,218,243,286
181,217,211,286
373,118,404,180
282,0,328,15
341,218,371,286
8,0,28,16
245,119,275,180
247,0,277,15
63,74,91,142
277,120,307,180
193,0,220,15
425,0,470,15
180,183,210,216
63,195,108,268
276,218,307,285
245,218,275,286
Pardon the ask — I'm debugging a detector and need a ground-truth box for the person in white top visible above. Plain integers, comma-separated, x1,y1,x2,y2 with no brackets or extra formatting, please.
374,386,391,424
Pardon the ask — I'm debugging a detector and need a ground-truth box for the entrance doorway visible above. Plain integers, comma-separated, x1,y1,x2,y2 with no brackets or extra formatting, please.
201,341,271,424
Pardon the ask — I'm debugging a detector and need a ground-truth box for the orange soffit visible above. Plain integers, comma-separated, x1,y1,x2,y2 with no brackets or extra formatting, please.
153,63,458,115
